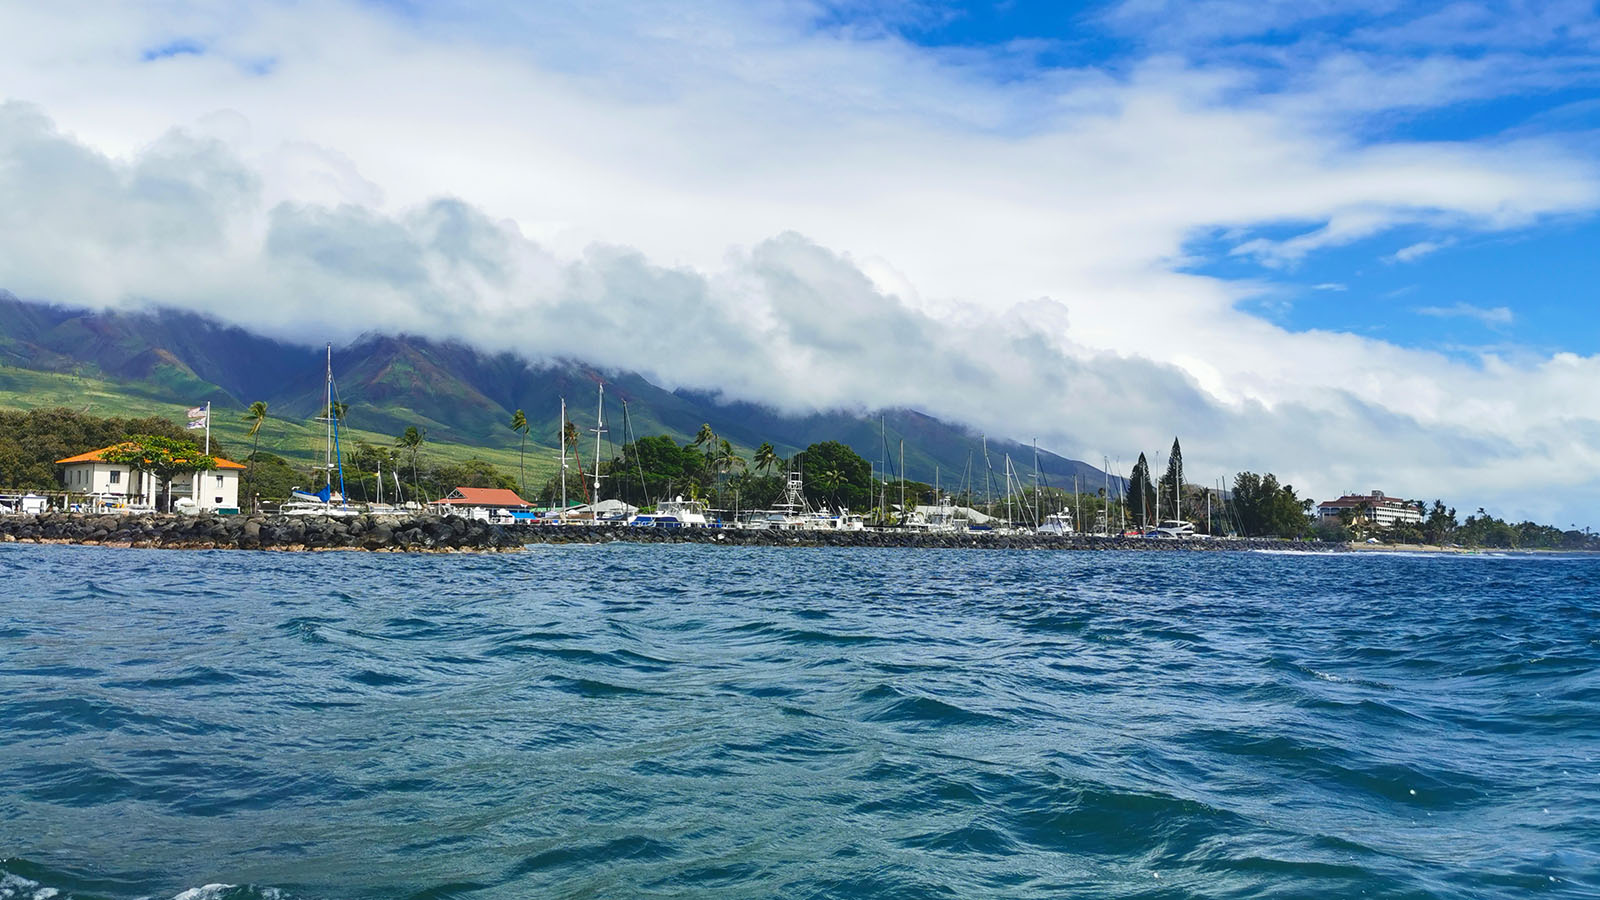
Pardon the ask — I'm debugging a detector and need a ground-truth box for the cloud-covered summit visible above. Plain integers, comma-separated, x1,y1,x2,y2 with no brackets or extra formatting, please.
0,1,1597,524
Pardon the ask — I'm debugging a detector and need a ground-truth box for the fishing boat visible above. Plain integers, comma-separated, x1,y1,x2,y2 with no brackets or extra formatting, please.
1036,510,1075,535
283,345,360,517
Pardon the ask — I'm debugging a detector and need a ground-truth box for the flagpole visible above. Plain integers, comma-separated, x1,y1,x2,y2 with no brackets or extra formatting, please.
204,401,211,455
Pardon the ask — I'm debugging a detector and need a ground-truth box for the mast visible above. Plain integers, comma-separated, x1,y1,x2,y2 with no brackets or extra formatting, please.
880,415,887,520
899,439,905,520
1075,474,1081,535
982,435,992,515
1103,456,1111,535
559,397,567,516
1005,454,1013,526
590,384,606,504
1032,439,1040,525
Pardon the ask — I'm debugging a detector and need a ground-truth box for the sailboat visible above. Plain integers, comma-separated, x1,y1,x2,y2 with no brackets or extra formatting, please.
283,345,360,517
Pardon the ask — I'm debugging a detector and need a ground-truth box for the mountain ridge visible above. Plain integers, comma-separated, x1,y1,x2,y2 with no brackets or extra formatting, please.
0,291,1108,487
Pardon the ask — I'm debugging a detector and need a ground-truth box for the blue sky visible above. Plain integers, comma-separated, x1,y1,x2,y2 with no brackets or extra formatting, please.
1,0,1599,524
825,0,1600,356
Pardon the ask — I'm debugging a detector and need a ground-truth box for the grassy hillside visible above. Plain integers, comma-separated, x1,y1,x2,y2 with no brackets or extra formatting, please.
0,365,552,480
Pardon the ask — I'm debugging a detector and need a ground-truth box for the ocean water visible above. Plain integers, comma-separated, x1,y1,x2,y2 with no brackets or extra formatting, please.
1,544,1596,900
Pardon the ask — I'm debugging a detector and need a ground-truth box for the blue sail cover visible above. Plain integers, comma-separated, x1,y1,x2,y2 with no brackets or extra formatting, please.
315,484,331,503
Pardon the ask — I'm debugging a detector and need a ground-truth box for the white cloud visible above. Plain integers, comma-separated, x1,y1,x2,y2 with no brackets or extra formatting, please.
0,1,1597,525
1387,239,1451,263
1416,302,1516,326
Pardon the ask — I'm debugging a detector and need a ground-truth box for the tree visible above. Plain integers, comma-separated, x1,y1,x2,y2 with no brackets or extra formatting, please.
563,419,589,502
596,434,706,506
509,408,529,496
243,401,269,512
1423,500,1457,545
102,435,217,513
1159,437,1184,521
1125,453,1157,529
753,441,780,475
1230,471,1311,538
397,426,426,501
1,407,229,491
692,422,718,472
798,441,872,511
714,438,745,476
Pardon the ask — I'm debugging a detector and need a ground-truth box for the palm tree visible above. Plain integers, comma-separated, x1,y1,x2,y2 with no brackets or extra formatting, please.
243,401,268,512
817,467,844,507
754,441,779,475
509,408,529,496
562,419,589,502
693,423,716,450
397,426,426,501
716,439,745,476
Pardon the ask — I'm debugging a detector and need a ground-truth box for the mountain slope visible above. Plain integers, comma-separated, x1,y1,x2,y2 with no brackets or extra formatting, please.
0,292,1108,487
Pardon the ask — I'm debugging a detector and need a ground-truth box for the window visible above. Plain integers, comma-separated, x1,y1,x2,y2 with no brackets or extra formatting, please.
216,474,224,487
215,497,224,504
109,469,121,485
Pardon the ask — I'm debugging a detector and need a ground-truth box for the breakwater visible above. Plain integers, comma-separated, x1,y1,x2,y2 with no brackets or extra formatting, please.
0,511,522,551
0,511,1341,552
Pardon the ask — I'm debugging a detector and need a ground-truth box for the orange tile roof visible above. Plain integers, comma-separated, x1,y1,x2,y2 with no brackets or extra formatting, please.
431,487,532,507
56,444,247,469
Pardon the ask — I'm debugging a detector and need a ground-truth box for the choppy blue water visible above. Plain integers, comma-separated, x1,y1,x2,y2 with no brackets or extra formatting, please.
1,544,1597,899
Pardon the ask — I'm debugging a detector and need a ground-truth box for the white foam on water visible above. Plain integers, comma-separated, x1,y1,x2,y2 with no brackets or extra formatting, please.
170,887,280,900
0,873,60,900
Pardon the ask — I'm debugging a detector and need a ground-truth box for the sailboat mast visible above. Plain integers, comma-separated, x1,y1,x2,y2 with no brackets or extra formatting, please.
559,398,567,516
899,439,905,519
982,435,991,515
1032,439,1040,524
1005,454,1013,525
325,344,333,485
591,384,606,503
882,417,891,517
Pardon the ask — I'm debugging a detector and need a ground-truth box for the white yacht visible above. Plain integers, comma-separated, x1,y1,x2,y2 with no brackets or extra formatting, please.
629,496,711,528
1147,519,1197,539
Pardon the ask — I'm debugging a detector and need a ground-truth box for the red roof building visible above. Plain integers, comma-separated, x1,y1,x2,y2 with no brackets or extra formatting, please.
429,487,533,508
56,445,247,469
56,444,245,512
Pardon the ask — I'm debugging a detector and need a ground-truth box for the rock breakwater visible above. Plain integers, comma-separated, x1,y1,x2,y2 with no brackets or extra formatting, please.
0,512,1344,553
0,511,522,552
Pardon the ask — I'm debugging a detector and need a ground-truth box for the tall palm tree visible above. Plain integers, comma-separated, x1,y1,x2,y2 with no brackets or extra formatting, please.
562,419,589,502
397,426,426,501
509,408,529,496
693,423,716,449
754,441,779,475
243,401,268,512
716,439,746,475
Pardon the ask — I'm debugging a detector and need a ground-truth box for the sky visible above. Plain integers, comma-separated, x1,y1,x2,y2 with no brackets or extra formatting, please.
0,0,1597,526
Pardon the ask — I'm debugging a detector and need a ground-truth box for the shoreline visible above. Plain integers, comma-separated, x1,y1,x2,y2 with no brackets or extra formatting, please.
0,511,1347,553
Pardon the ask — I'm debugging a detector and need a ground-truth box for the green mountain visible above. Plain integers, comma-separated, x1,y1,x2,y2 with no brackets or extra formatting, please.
0,292,1107,488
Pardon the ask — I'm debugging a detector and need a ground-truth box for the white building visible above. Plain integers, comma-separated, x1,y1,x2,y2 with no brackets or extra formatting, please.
58,445,245,513
1317,491,1423,528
